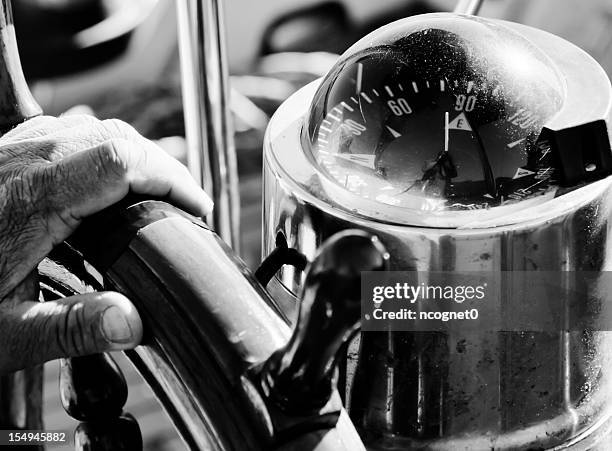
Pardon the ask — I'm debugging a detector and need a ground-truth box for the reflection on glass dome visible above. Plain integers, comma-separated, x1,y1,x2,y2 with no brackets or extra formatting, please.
305,14,565,211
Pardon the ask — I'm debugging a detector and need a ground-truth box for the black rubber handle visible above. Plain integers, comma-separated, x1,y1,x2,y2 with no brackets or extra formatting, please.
260,230,389,414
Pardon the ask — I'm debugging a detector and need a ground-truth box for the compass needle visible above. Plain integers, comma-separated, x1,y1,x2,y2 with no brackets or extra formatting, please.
444,111,450,153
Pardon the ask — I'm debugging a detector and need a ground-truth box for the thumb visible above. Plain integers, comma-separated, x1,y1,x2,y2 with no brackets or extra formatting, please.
0,291,143,374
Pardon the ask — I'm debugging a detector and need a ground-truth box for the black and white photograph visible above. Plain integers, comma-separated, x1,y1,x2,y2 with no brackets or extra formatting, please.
0,0,612,449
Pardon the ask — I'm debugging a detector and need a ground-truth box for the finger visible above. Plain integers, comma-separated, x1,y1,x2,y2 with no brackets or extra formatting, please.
0,291,142,373
3,117,185,169
26,118,147,160
0,115,102,164
0,116,57,142
0,115,98,144
51,136,211,217
0,117,131,162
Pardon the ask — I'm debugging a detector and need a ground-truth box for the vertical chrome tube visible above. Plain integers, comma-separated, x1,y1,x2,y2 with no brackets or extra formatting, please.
454,0,484,15
176,0,240,251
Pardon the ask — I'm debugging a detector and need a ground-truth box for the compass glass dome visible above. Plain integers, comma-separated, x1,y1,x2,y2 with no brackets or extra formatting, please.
305,14,566,212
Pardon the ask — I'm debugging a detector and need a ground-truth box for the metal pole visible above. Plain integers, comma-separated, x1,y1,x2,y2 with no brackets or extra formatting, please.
176,0,241,251
454,0,484,15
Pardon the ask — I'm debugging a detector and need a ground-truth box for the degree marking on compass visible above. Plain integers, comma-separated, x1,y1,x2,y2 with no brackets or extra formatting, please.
440,80,445,91
341,102,354,112
467,81,474,93
385,85,394,97
372,89,380,97
538,148,551,161
398,83,404,91
524,179,545,191
335,153,376,169
356,63,363,94
507,138,525,149
412,81,419,93
426,80,431,88
322,120,332,126
536,167,552,178
386,125,402,138
320,126,332,133
360,92,373,104
350,96,359,104
328,112,341,121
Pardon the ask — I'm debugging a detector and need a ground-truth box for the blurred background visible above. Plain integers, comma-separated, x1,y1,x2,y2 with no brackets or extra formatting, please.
11,0,610,449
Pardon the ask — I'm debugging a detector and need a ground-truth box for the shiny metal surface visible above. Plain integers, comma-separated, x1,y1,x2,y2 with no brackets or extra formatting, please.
43,200,369,450
262,15,612,450
265,114,612,450
176,0,240,250
454,0,484,15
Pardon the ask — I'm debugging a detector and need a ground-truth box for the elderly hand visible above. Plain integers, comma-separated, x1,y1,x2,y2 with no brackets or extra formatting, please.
0,114,212,374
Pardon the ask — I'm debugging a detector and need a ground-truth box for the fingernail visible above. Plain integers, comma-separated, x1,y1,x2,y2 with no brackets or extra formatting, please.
101,306,134,344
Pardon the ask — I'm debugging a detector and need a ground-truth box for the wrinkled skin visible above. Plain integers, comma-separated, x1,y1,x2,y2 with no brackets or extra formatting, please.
0,115,212,374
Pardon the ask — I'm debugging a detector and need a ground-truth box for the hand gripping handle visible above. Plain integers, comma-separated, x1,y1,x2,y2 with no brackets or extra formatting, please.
48,198,389,450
